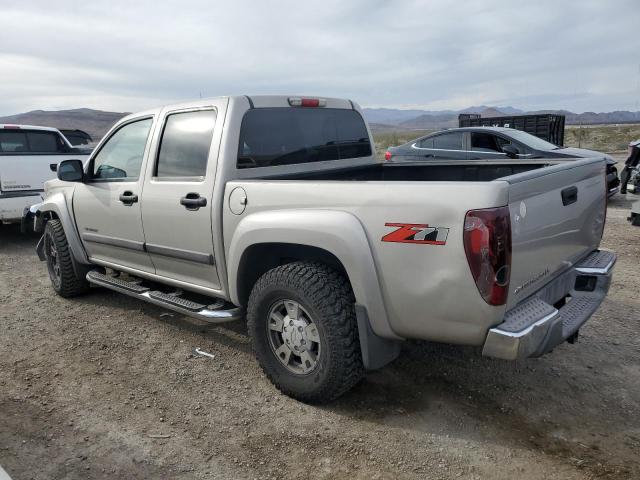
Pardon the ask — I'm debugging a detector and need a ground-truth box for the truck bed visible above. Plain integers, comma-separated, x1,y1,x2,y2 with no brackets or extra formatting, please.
224,157,606,346
256,161,548,182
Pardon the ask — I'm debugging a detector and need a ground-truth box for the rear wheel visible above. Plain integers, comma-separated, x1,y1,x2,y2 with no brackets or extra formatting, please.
247,261,364,403
44,219,90,297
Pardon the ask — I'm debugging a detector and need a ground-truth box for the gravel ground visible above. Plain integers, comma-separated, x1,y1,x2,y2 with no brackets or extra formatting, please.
0,194,638,480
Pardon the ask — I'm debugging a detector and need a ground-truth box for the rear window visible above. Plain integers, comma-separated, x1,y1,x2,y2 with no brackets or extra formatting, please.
0,130,66,153
0,131,28,152
237,108,371,169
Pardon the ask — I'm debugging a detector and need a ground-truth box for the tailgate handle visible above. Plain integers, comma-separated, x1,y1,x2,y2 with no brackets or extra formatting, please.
561,186,578,206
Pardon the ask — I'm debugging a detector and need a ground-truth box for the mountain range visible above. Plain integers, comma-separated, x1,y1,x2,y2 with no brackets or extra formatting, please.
1,106,639,141
364,106,640,132
0,108,128,141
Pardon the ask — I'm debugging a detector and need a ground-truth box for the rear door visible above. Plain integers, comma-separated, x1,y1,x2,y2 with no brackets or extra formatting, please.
140,100,227,290
0,128,68,193
432,131,467,161
506,158,606,308
407,136,436,160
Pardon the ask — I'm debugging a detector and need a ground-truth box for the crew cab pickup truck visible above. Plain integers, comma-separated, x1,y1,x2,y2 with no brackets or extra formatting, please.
0,124,91,224
26,95,616,403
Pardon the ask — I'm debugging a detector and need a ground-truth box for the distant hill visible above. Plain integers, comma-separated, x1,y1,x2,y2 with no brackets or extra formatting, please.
2,106,639,140
364,106,640,131
0,108,128,142
398,113,459,130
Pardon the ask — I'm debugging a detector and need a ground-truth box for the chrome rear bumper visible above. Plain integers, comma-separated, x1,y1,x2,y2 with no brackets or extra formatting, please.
482,250,616,360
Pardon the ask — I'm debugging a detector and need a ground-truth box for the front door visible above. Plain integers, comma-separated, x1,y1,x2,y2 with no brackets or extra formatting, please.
467,131,509,160
140,102,226,291
73,116,156,272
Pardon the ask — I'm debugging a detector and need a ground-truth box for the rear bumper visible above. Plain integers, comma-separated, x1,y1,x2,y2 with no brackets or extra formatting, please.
20,202,44,234
0,192,43,223
482,250,616,360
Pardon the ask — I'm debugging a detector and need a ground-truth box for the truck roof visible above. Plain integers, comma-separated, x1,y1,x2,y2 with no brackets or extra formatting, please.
0,124,63,132
442,126,515,133
118,95,358,123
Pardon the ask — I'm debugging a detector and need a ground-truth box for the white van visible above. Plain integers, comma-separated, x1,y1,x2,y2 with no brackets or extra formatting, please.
0,124,91,224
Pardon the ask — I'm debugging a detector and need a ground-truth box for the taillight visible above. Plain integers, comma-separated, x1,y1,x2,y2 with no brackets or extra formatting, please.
463,206,512,306
288,97,326,107
384,151,392,161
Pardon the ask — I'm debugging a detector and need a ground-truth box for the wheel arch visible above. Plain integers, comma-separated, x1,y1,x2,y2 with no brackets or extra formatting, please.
34,191,89,265
226,209,399,342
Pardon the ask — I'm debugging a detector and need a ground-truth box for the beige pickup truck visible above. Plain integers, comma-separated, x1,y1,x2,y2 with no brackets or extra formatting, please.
27,95,615,402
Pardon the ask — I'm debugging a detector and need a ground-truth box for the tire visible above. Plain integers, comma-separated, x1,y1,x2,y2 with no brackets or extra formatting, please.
44,219,90,297
247,261,364,403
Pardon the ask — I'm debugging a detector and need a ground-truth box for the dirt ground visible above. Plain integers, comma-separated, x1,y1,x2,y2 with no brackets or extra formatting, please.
1,195,638,480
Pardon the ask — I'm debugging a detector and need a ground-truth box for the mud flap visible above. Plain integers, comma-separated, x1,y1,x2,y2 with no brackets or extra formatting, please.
36,235,46,261
355,304,401,370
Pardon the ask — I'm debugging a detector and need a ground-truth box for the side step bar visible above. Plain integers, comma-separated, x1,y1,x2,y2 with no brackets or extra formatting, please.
86,271,243,323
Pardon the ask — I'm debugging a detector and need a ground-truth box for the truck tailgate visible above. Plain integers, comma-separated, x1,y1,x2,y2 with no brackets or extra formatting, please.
0,154,59,193
505,157,606,309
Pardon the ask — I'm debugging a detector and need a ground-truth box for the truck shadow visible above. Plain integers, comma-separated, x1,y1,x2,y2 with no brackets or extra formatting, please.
328,337,636,478
0,223,40,256
77,287,254,355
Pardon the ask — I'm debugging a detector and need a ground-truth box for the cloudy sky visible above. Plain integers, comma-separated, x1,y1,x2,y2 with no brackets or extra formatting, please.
1,0,639,116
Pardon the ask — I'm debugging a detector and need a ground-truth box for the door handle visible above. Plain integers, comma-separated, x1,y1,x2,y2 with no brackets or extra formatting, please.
180,193,207,210
561,186,578,206
119,191,138,205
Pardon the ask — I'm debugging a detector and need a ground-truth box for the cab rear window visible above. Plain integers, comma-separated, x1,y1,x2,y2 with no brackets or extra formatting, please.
0,130,66,153
237,108,371,169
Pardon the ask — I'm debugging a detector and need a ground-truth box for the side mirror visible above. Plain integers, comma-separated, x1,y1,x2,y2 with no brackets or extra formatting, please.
57,159,84,182
501,144,519,158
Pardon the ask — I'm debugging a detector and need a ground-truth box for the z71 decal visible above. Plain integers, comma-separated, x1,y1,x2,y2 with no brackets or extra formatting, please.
382,223,449,245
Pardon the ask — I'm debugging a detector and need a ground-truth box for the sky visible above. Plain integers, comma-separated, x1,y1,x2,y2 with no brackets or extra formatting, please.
1,0,639,116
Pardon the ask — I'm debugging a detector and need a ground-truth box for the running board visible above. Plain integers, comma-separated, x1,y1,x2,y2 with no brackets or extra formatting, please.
86,271,243,323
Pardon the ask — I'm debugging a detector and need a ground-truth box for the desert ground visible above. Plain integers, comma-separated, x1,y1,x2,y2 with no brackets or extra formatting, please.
0,188,639,479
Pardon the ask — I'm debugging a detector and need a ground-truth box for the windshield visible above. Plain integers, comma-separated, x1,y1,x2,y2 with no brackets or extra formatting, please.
505,130,559,150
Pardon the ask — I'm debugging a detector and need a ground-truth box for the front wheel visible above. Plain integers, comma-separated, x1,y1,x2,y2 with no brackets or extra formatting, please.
44,219,90,297
247,261,364,403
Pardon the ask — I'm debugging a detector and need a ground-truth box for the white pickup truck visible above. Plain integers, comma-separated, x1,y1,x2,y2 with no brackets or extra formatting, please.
0,124,91,224
26,96,615,403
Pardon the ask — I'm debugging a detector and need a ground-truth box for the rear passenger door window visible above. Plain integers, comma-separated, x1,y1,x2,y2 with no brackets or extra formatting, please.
155,110,217,178
418,137,434,148
433,132,463,150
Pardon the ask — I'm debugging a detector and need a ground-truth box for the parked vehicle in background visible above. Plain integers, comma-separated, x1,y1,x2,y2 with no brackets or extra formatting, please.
0,124,91,224
459,112,565,146
385,126,620,196
620,139,640,194
26,96,615,403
